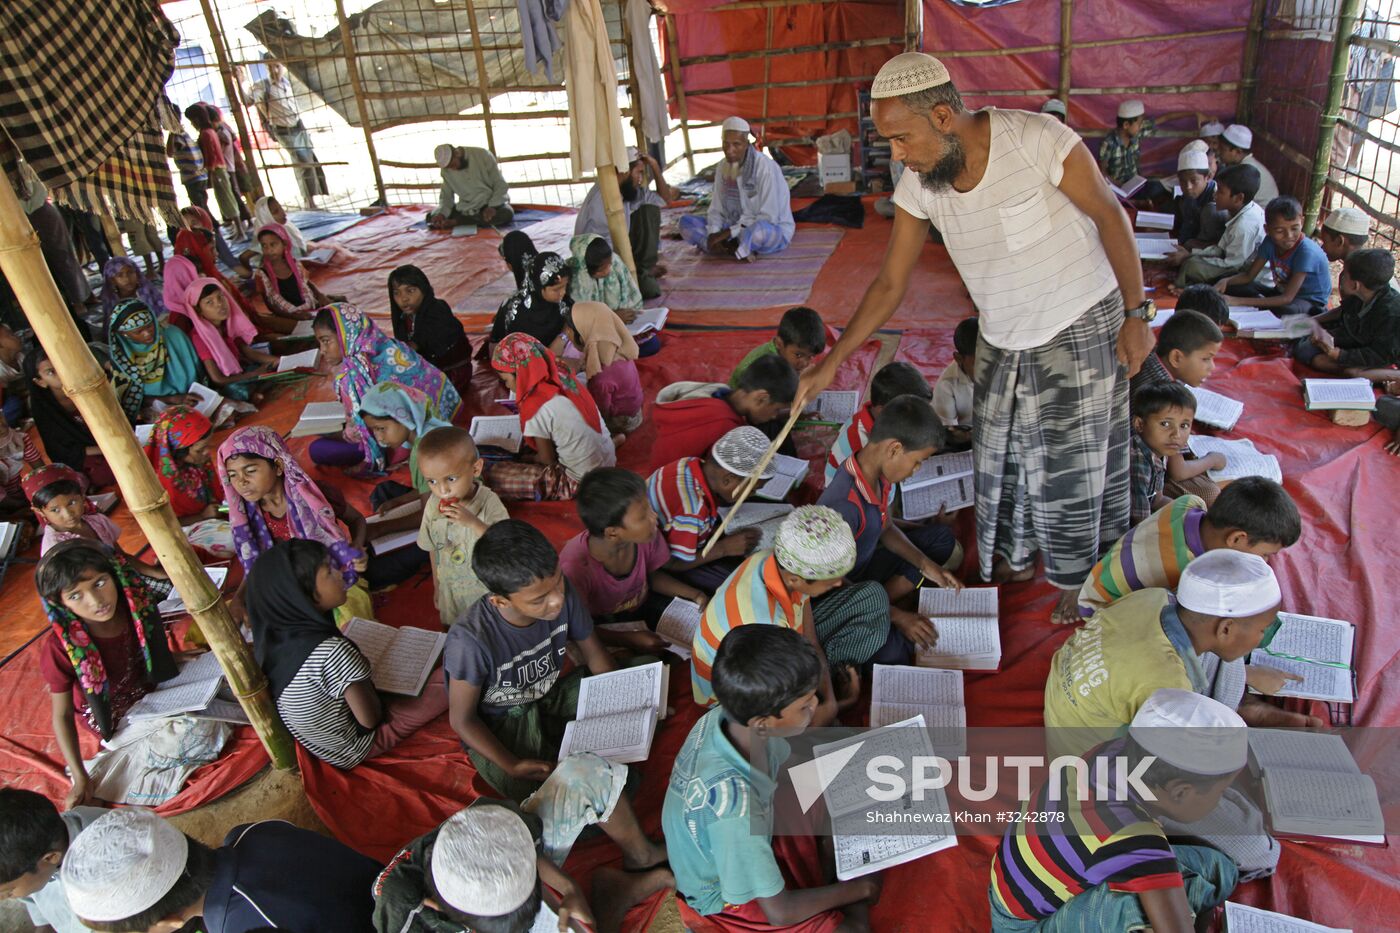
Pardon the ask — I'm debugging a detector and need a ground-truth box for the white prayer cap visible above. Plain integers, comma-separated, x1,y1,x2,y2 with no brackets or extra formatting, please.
434,144,455,169
61,808,189,923
1040,99,1067,117
774,505,856,580
721,116,751,136
711,426,777,479
1222,124,1253,150
1177,146,1210,172
1200,121,1226,138
1181,139,1209,154
1323,206,1370,237
1129,688,1248,776
626,145,641,164
870,52,952,99
431,805,538,916
1117,100,1145,119
1176,549,1280,618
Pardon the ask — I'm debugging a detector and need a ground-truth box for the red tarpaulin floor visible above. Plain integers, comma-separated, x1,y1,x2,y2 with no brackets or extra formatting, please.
0,201,1396,931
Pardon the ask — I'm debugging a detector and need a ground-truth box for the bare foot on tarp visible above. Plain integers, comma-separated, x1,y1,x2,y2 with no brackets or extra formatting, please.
832,664,862,711
1050,590,1082,626
591,866,675,933
989,558,1035,585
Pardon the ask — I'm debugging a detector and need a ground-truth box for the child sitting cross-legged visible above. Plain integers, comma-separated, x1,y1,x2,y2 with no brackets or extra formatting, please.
648,426,777,594
561,467,708,651
1170,163,1266,291
932,318,977,449
60,807,382,933
489,332,616,500
372,796,674,933
1295,248,1400,375
728,306,826,388
183,278,281,403
0,787,107,933
1130,310,1224,505
651,353,797,471
1079,476,1301,617
691,506,863,721
824,360,932,486
248,540,448,769
444,518,664,858
1215,196,1332,317
1129,383,1222,527
415,426,510,628
817,396,964,663
990,689,1245,932
664,625,883,931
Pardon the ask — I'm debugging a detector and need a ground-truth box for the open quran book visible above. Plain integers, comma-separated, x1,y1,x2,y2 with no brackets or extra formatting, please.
870,664,966,757
1189,386,1244,430
469,415,523,454
655,597,703,660
1224,902,1352,932
342,617,446,697
803,390,862,424
753,453,810,501
717,502,793,550
899,450,974,519
289,401,346,438
1248,612,1355,704
914,587,1002,672
558,662,668,763
1247,729,1382,844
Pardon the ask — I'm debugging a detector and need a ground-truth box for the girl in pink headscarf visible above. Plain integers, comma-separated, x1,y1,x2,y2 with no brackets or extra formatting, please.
252,223,333,321
184,278,280,401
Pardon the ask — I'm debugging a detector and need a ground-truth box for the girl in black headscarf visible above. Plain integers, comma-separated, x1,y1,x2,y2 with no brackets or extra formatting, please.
488,252,572,355
387,264,471,392
247,539,447,770
499,229,538,289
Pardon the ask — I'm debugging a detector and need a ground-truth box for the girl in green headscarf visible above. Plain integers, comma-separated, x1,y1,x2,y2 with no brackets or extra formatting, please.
109,298,202,421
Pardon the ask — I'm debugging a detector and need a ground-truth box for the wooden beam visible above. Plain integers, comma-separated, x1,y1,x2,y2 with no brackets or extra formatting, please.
904,0,922,52
460,0,498,154
759,8,775,134
1237,0,1269,124
663,14,695,176
681,36,899,67
1057,0,1073,106
334,0,387,204
197,0,266,202
1305,0,1363,230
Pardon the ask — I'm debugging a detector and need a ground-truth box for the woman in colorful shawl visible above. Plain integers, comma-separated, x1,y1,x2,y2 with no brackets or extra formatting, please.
108,298,202,421
562,301,644,434
567,233,643,316
252,222,331,321
387,264,472,394
184,278,279,402
100,257,165,327
487,333,614,500
489,252,571,354
308,303,462,472
217,425,376,623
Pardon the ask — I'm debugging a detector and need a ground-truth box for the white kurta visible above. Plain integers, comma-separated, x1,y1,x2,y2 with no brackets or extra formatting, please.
705,146,795,242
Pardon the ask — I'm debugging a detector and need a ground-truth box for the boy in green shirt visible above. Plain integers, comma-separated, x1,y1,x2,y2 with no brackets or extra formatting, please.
728,306,826,388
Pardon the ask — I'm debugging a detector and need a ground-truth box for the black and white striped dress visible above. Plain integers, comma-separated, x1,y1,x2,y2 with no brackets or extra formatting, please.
274,638,375,769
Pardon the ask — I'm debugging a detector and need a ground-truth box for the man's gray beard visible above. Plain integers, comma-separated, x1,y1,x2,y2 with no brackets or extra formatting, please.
919,132,967,192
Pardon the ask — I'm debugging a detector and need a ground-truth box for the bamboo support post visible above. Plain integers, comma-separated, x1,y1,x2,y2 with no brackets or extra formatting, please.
1305,0,1363,231
904,0,922,51
1057,0,1073,106
664,14,696,176
334,0,388,205
198,0,266,203
760,9,775,135
98,215,127,258
461,0,499,154
0,172,297,772
700,406,804,559
597,166,638,277
1237,0,1269,124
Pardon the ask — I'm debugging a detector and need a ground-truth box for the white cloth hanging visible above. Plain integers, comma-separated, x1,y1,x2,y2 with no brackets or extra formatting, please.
565,0,629,175
626,0,668,144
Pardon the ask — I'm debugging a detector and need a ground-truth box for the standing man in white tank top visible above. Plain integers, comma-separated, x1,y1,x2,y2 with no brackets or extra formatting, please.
799,53,1156,625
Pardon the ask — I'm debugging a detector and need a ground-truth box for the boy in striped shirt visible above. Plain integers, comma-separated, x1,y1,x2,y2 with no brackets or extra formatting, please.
990,689,1245,931
823,361,931,486
1077,477,1300,618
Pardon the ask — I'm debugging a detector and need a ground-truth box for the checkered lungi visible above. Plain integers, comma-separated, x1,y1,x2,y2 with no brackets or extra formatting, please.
485,460,580,501
972,290,1130,589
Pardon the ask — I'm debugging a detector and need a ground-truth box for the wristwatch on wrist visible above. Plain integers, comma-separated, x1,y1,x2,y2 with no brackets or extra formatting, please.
1125,299,1157,322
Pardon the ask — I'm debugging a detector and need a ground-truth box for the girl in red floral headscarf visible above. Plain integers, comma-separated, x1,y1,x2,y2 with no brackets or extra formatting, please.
486,333,614,500
144,407,220,522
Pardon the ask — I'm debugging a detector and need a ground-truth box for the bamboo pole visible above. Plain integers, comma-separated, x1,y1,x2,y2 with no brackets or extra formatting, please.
760,9,775,135
685,76,877,98
334,0,388,205
1305,0,1363,231
598,166,638,278
904,0,922,52
700,406,803,559
1057,0,1073,106
664,14,696,176
197,0,266,203
617,0,648,155
460,0,499,154
0,173,297,772
1237,0,1270,124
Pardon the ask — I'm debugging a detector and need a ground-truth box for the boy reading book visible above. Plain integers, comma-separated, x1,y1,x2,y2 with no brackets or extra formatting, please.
664,625,882,932
932,318,976,448
0,788,106,933
991,689,1245,931
1295,248,1400,374
1129,383,1220,526
1216,196,1331,316
817,396,963,661
691,506,861,723
727,306,826,388
1171,143,1226,252
560,467,707,646
1098,100,1152,189
1171,163,1266,290
60,807,381,933
825,361,932,485
1079,477,1301,615
373,797,671,933
647,426,777,593
650,354,797,470
1172,283,1229,326
415,427,509,627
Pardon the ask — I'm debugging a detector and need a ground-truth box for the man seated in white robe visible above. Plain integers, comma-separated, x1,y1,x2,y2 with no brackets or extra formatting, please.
679,116,795,260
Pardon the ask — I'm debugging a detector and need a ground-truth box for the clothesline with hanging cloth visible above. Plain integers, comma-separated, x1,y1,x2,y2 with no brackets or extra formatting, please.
0,0,182,226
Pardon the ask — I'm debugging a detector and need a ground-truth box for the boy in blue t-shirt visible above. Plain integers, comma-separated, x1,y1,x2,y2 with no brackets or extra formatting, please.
1215,195,1330,315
